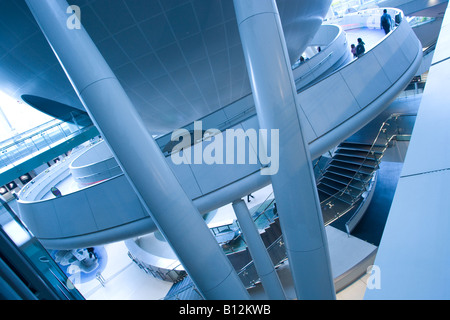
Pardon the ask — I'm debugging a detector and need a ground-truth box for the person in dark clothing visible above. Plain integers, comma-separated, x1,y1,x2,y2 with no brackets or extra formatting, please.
380,9,393,35
87,247,97,259
51,186,62,198
299,56,305,64
356,38,365,58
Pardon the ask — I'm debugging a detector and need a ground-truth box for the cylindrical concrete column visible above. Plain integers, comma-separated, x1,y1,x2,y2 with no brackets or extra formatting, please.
232,199,286,300
233,0,336,299
26,0,249,300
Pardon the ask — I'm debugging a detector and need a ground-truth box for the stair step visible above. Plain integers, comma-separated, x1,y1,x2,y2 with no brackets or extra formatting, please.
320,177,362,197
332,154,379,168
339,142,385,153
165,275,200,300
321,197,354,225
318,190,331,202
319,178,344,192
326,165,372,184
335,148,381,161
317,183,355,204
329,160,375,175
322,172,366,190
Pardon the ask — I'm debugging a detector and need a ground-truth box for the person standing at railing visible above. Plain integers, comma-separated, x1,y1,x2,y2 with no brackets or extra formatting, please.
380,9,393,35
51,186,62,198
299,56,305,64
355,38,365,58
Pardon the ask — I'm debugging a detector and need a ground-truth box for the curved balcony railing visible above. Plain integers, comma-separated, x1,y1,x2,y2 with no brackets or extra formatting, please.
0,113,91,172
154,24,350,158
16,8,423,250
293,24,352,88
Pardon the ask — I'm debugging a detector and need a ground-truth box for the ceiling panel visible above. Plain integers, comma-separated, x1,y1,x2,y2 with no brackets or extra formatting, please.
0,0,332,134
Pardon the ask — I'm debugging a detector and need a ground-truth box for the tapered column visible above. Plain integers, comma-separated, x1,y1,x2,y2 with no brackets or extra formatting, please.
26,0,249,300
232,199,286,300
233,0,336,299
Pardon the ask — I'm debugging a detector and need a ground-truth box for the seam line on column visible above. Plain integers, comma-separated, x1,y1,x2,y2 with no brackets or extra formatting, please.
203,268,234,294
238,11,277,26
79,77,117,95
287,245,324,254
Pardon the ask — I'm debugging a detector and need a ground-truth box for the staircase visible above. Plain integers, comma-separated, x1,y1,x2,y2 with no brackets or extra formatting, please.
163,275,203,300
317,112,417,225
163,142,386,299
163,113,416,300
317,141,386,225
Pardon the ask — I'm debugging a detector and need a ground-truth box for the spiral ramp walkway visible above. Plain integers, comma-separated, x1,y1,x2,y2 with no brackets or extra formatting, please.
16,8,423,252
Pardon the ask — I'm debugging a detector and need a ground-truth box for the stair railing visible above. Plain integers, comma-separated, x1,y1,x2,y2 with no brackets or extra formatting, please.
236,234,287,289
318,113,416,206
251,191,276,225
163,280,204,300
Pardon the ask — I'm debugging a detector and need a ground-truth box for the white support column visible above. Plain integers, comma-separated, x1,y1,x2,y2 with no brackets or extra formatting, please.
233,0,336,299
26,0,249,300
232,199,286,300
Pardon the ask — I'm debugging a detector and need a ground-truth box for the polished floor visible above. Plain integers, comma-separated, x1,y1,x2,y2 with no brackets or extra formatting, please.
76,185,275,300
75,240,173,300
345,27,386,53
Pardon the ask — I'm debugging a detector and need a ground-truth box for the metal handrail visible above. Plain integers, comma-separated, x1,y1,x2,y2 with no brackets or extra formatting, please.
163,112,415,287
163,283,203,300
294,52,334,82
159,105,256,157
251,192,277,225
0,111,88,150
236,235,286,287
0,120,90,170
337,113,416,198
318,113,416,205
162,192,279,286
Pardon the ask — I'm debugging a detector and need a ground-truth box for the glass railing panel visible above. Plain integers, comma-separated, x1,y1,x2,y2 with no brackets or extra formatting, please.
0,155,8,168
0,120,94,171
1,146,12,166
235,235,287,289
30,134,51,151
21,137,40,156
249,192,277,231
407,16,436,28
237,261,259,288
200,109,229,131
267,236,287,267
164,282,204,300
393,114,416,137
44,128,60,144
155,96,257,157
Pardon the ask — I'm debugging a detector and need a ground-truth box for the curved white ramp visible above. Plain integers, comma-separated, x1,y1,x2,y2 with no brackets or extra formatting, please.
18,9,423,249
